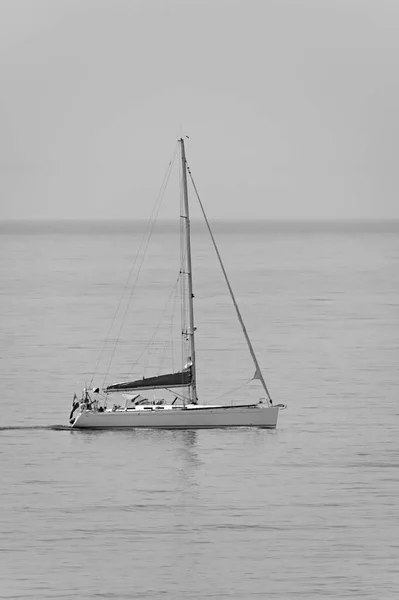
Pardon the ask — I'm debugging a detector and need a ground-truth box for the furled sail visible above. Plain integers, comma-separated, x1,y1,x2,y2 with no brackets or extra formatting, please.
104,369,191,392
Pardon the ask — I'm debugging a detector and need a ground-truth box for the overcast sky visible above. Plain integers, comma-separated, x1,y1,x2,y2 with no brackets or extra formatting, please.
1,0,398,220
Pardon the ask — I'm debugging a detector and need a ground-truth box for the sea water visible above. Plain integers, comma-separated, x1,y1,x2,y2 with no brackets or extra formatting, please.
1,220,398,599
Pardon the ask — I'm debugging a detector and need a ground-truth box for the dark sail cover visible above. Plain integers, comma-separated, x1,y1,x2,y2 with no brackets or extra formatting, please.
105,369,191,392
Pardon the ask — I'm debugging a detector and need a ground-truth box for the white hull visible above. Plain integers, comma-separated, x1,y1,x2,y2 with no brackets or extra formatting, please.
71,405,280,429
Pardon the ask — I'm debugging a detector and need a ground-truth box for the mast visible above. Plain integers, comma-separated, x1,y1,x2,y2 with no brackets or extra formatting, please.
179,138,197,404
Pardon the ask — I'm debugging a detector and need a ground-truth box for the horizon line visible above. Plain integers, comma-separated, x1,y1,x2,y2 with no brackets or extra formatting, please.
2,217,399,223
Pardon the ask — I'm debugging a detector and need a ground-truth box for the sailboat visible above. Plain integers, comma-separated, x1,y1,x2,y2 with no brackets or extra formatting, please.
69,138,285,429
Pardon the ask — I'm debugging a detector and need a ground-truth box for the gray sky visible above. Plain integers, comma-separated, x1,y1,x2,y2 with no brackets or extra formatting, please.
1,0,399,220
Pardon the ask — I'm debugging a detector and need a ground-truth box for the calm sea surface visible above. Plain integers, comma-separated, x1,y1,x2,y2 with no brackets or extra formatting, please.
1,220,398,599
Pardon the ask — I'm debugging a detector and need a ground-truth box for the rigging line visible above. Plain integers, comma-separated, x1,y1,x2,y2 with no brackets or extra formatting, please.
158,278,179,373
132,226,190,378
101,143,179,388
212,378,252,402
133,281,179,375
103,149,177,385
91,144,178,386
170,279,179,372
186,164,273,404
154,240,190,375
127,274,181,376
127,210,190,378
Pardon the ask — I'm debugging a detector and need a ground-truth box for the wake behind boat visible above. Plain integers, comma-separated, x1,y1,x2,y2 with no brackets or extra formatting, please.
69,139,285,429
